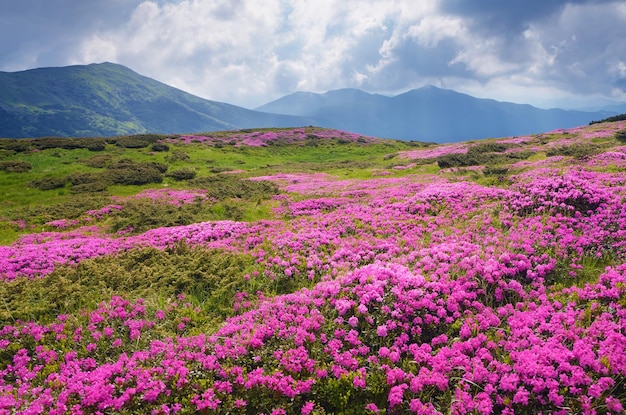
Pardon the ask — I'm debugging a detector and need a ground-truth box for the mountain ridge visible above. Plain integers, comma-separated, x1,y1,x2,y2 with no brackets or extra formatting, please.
0,62,313,138
257,85,616,142
0,62,620,142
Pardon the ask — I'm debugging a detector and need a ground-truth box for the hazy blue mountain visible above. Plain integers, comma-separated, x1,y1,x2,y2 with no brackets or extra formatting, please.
0,62,313,138
257,85,616,142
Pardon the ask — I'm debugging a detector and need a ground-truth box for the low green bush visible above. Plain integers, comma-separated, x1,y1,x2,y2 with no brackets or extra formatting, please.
0,140,31,152
0,160,32,172
166,151,190,162
30,176,67,190
13,196,110,224
191,175,279,200
0,244,256,326
437,149,533,168
70,182,109,194
67,172,105,186
151,143,170,152
81,155,113,168
589,113,626,125
615,129,626,142
483,165,509,176
166,167,197,181
107,166,163,185
546,143,600,159
108,198,202,234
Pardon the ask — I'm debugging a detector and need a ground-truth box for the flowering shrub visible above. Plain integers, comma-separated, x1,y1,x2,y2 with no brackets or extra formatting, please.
1,122,626,413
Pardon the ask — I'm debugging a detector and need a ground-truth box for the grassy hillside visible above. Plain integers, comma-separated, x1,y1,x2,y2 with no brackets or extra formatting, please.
0,63,311,138
1,123,626,414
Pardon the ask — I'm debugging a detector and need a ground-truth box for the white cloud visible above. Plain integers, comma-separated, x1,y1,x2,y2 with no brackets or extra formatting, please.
4,0,625,108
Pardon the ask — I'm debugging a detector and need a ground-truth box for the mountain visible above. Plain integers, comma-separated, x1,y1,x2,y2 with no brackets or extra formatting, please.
0,62,313,138
257,86,616,142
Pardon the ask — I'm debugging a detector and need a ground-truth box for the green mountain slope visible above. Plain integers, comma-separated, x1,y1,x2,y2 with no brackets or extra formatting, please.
0,62,312,138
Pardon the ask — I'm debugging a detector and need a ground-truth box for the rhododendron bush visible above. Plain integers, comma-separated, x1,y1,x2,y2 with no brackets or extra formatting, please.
1,123,626,414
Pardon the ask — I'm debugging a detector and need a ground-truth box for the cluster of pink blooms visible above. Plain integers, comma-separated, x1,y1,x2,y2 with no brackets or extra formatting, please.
114,189,208,206
165,128,380,147
2,123,626,413
398,143,468,160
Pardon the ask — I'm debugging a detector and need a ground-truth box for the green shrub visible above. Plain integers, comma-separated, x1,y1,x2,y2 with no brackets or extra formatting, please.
546,144,600,159
166,167,197,181
106,166,163,185
615,129,626,142
67,172,106,186
14,196,110,224
590,113,626,125
109,199,200,234
0,160,32,172
112,134,163,149
191,175,279,200
102,160,167,185
151,143,170,152
166,151,190,162
30,137,108,151
483,166,509,176
81,155,113,168
0,244,255,325
30,176,67,190
437,149,533,168
70,182,109,194
0,140,31,152
86,141,106,151
114,137,151,148
0,149,16,159
468,142,509,154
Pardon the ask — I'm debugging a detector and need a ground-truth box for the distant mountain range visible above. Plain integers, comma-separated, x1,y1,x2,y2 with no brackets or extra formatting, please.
0,62,620,141
257,87,617,142
0,62,312,138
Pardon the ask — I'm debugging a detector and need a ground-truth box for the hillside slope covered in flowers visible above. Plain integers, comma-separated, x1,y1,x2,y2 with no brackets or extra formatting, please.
0,123,626,414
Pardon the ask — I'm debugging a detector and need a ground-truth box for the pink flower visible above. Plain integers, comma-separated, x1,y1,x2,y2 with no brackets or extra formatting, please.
365,403,380,414
377,325,388,337
301,401,315,415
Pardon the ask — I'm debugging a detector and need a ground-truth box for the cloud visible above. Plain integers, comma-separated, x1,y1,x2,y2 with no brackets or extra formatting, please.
1,0,625,109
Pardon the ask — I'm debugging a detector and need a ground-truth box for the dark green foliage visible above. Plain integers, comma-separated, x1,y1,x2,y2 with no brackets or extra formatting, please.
109,158,168,173
437,147,533,168
166,167,197,181
30,137,108,151
483,166,509,176
67,172,103,186
0,245,255,325
191,175,279,200
615,129,626,142
30,176,67,190
151,143,170,152
14,196,110,224
590,113,626,125
103,159,167,185
0,160,32,172
546,143,600,159
106,164,164,185
166,150,190,162
113,137,151,148
108,198,203,234
0,140,31,152
110,134,165,149
81,154,113,168
469,142,509,153
86,141,106,151
69,182,109,194
0,150,15,160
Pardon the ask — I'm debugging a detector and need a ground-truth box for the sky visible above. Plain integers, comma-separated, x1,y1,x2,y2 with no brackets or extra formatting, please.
1,0,626,110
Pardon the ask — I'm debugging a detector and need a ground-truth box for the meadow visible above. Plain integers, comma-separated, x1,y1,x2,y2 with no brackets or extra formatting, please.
0,123,625,414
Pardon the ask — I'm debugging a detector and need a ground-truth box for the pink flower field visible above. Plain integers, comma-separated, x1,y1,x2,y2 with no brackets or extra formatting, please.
1,123,626,414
